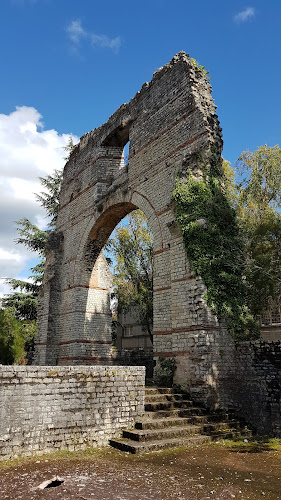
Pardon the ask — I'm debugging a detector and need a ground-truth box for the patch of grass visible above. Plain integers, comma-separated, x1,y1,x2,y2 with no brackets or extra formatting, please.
0,447,110,470
215,436,281,453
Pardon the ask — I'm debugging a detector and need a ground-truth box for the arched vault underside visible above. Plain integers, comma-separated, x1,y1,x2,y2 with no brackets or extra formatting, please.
34,52,223,390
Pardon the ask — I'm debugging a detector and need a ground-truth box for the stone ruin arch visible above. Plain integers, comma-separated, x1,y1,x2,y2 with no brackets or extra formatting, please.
35,51,223,393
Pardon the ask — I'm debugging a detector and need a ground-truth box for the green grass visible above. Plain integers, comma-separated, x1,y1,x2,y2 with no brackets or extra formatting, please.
0,447,106,470
215,436,281,453
1,437,281,470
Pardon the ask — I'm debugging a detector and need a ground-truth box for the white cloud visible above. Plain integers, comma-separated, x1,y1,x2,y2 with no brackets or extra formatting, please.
234,7,255,23
66,18,121,54
66,19,86,45
90,33,121,52
0,106,79,298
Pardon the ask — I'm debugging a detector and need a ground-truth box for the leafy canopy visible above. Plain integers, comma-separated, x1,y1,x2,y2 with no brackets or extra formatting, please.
237,145,281,211
236,145,281,317
107,210,153,341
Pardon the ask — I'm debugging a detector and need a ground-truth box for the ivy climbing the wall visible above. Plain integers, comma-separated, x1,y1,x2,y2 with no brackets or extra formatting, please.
173,150,259,340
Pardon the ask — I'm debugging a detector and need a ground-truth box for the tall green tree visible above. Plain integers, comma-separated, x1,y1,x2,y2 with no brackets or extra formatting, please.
236,145,281,317
238,145,281,211
108,210,153,342
1,137,76,320
2,175,62,321
35,169,63,228
0,141,71,361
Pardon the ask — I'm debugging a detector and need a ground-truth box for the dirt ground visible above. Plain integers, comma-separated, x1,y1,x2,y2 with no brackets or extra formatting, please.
1,442,281,500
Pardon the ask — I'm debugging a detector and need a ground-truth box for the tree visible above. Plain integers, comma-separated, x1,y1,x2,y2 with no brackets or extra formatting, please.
0,307,36,365
1,181,61,323
36,169,63,228
107,210,153,342
221,158,239,208
237,145,281,211
236,145,281,317
0,149,68,361
1,137,75,321
2,280,38,321
0,136,76,363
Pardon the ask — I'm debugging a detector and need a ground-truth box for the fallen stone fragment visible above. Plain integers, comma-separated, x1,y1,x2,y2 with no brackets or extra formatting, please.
37,476,64,489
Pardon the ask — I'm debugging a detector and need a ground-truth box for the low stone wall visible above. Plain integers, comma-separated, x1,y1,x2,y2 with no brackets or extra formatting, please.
0,365,145,460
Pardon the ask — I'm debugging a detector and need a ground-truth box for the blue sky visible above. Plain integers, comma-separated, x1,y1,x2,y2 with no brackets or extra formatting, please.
0,0,280,295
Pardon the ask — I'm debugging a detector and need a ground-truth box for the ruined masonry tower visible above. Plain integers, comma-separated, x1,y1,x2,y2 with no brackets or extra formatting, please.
35,52,223,392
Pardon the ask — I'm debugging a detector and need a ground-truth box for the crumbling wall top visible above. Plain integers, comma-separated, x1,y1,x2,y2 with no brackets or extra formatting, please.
67,51,215,160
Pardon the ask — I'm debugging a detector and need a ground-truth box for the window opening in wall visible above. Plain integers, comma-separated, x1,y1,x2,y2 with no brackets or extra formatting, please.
123,141,130,167
101,123,130,172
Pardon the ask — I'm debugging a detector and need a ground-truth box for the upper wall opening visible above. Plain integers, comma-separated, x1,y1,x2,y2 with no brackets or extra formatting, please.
102,121,130,148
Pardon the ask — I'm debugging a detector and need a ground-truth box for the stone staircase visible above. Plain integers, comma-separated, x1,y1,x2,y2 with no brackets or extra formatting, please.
109,387,251,454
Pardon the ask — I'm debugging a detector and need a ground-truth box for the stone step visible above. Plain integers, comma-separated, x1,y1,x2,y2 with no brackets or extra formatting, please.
204,412,237,423
145,401,194,412
202,421,240,433
123,424,201,442
109,386,252,454
209,427,252,439
145,387,177,395
109,434,211,454
135,415,206,430
145,393,192,404
143,407,206,419
135,415,244,431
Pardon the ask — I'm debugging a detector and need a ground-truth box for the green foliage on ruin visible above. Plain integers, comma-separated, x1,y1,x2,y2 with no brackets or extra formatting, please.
173,149,259,340
154,357,176,388
190,57,211,82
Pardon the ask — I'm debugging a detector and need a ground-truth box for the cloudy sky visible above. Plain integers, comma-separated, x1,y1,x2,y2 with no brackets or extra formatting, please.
0,0,281,297
0,106,79,296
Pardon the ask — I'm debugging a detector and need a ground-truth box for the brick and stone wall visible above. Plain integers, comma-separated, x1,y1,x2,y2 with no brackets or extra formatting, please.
34,51,223,367
218,339,281,436
174,324,281,435
32,51,281,435
0,365,145,460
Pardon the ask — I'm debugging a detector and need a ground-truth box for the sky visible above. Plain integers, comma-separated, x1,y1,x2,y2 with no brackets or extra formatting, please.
0,0,280,298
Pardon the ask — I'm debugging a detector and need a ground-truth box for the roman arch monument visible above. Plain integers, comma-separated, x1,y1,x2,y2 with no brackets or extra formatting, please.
34,52,224,397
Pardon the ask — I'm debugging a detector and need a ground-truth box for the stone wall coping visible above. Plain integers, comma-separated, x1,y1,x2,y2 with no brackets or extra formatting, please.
0,365,146,373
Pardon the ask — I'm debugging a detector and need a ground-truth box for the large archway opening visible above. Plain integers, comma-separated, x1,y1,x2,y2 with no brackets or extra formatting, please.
78,203,154,377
